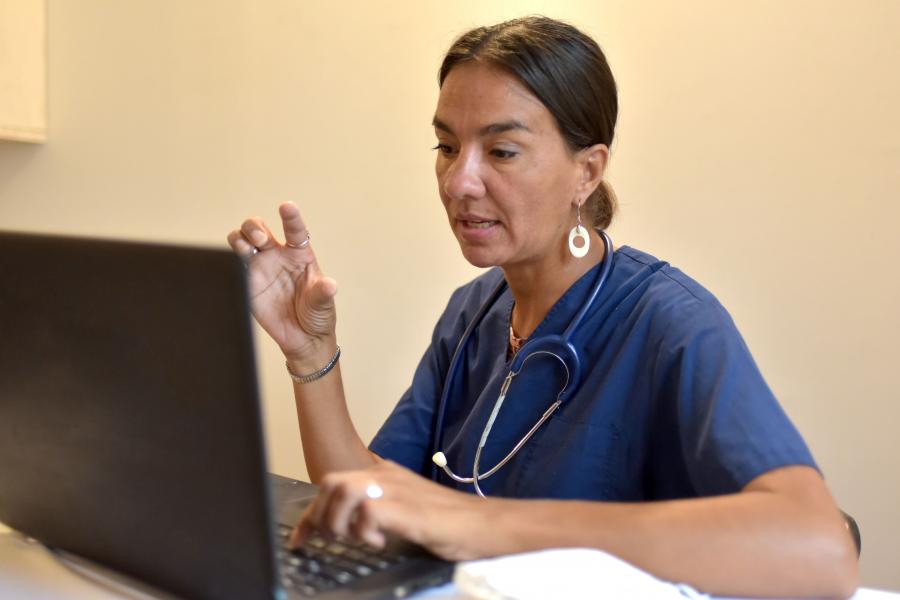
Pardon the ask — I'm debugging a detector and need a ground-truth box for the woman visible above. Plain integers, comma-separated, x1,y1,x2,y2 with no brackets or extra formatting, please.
228,16,858,598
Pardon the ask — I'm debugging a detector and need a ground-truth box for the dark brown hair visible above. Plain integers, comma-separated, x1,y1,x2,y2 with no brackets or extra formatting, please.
439,16,618,229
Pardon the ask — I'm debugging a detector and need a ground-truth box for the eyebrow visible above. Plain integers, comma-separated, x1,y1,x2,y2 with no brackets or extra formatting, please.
432,117,533,137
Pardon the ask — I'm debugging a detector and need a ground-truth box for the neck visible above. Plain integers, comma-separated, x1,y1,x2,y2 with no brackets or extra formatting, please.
504,230,607,339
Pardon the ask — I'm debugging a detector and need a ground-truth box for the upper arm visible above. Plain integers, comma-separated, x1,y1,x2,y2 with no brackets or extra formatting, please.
655,299,818,496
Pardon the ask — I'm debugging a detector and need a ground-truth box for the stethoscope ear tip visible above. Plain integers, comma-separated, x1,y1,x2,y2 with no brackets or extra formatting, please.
432,451,448,468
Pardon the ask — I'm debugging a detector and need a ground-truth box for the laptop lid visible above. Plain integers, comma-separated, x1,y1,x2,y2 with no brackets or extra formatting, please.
0,231,281,600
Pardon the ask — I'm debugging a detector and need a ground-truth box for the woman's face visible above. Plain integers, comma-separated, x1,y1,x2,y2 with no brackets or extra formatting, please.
433,62,586,271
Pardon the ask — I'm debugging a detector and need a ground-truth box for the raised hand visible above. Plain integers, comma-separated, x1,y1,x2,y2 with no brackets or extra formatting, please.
227,202,338,366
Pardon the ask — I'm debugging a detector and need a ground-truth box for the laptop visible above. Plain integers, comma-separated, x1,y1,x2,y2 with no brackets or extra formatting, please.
0,231,454,600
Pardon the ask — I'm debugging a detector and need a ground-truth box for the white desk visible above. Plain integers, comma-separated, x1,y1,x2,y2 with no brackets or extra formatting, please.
2,524,896,600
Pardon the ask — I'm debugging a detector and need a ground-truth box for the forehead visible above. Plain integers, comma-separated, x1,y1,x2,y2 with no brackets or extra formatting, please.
434,62,555,134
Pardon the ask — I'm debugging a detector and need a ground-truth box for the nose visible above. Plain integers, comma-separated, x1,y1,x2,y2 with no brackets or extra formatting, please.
441,148,487,201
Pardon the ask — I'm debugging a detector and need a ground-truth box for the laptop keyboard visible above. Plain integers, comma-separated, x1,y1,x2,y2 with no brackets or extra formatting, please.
276,525,408,597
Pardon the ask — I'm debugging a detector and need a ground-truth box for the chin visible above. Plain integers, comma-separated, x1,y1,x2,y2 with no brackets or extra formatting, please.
458,245,503,269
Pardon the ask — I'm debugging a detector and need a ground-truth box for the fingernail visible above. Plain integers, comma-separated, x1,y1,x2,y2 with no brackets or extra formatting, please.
365,530,385,548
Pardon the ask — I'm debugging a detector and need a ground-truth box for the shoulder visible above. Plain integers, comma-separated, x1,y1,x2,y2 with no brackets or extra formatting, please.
615,246,719,307
604,246,743,364
609,246,739,347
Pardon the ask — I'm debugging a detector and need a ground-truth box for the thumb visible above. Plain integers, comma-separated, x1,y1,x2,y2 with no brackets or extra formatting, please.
298,275,339,336
308,276,338,310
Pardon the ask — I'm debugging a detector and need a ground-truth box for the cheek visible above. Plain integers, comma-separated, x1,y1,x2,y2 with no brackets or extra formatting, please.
516,176,576,234
538,164,580,210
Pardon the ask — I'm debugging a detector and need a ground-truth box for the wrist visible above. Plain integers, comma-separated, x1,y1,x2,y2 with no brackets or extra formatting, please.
286,345,340,384
485,498,544,556
458,496,517,559
283,338,338,375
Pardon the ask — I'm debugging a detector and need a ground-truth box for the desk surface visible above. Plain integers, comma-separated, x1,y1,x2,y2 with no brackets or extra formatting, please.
2,523,897,600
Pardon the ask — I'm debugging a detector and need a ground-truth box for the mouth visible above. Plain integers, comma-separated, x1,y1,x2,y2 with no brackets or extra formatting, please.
459,219,499,229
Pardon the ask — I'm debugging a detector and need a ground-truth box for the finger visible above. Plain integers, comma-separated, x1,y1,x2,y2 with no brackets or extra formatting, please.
279,202,312,250
226,229,257,260
240,217,278,251
350,499,386,548
321,482,364,539
361,498,427,548
289,503,317,549
305,473,341,535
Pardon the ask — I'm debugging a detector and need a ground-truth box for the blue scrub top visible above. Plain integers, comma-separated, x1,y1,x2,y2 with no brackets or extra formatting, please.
369,246,816,501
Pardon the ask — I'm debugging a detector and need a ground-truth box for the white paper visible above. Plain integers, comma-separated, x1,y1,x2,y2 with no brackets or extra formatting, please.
454,547,707,600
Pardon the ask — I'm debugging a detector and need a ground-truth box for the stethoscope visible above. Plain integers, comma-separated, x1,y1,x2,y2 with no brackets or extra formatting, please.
429,230,614,496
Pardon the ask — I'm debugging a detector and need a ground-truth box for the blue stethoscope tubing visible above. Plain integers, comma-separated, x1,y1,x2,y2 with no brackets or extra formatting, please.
428,231,614,492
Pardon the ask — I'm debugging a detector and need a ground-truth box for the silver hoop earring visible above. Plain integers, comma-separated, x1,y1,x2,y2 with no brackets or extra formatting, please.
568,204,590,258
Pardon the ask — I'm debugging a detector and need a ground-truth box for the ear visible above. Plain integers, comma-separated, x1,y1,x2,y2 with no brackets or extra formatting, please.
574,143,609,205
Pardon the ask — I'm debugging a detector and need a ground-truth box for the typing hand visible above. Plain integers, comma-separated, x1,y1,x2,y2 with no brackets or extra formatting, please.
289,461,487,562
227,202,338,366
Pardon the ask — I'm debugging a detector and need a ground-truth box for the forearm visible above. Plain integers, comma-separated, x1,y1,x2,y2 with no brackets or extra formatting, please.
476,469,858,599
288,350,377,482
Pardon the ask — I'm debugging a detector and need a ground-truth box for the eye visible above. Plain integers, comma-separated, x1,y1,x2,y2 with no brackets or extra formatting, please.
490,148,519,159
431,143,457,157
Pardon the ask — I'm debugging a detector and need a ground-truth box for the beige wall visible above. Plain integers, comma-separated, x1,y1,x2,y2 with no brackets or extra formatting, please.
0,0,47,142
1,0,897,590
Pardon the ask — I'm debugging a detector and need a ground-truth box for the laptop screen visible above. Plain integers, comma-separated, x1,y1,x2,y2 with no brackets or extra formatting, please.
0,232,280,600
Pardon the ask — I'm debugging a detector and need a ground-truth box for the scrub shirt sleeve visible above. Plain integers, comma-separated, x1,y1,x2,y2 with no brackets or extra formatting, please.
659,300,817,496
368,287,471,475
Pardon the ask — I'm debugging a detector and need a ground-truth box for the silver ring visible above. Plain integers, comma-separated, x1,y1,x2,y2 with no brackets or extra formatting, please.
364,482,383,500
250,247,259,256
287,233,311,249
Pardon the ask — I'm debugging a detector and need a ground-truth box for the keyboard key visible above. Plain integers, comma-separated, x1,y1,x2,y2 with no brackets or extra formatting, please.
277,526,427,596
326,541,348,555
318,563,355,584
